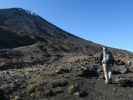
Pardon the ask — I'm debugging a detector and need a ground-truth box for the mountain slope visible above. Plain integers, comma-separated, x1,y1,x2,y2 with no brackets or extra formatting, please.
0,8,103,50
0,8,132,68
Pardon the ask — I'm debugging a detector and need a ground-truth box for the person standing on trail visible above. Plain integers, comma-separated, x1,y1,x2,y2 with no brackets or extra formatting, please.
101,47,114,84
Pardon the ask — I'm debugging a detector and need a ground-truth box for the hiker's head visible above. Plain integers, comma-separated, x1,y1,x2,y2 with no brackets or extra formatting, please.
102,47,107,51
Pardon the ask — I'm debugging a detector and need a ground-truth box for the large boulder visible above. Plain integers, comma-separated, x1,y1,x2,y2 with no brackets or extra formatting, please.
55,65,71,74
114,77,133,87
115,59,125,65
68,82,88,97
127,60,133,72
112,65,128,74
78,64,100,78
128,66,133,72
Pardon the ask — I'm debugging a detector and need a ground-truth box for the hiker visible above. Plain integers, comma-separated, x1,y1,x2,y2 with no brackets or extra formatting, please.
100,47,114,84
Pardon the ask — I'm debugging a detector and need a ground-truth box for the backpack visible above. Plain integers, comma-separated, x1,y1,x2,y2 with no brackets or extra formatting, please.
105,53,110,62
105,52,114,64
100,51,114,65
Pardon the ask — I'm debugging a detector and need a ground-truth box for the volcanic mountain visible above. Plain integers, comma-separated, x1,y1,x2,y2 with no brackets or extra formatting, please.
0,8,132,68
0,8,99,50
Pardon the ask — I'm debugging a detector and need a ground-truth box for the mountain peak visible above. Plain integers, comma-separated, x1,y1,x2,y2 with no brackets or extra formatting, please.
0,7,29,13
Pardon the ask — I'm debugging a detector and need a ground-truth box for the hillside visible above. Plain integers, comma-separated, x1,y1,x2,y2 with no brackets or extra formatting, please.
0,8,132,68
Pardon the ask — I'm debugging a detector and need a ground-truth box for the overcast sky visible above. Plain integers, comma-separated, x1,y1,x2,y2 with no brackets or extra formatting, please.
0,0,133,51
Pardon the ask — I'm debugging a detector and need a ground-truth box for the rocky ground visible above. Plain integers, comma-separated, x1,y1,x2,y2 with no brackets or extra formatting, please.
0,55,133,100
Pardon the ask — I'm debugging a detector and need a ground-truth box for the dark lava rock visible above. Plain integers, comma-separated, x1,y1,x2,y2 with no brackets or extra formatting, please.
51,79,68,88
128,66,133,73
55,66,71,74
114,77,133,87
78,90,88,97
78,64,100,78
127,61,133,72
115,59,125,65
68,80,89,98
43,87,64,97
128,66,133,72
113,65,128,74
68,83,79,95
53,87,64,94
0,89,9,100
44,89,55,97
